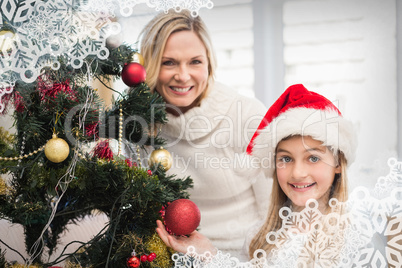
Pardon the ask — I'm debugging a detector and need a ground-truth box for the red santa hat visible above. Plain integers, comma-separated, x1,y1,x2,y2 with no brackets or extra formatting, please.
247,84,357,177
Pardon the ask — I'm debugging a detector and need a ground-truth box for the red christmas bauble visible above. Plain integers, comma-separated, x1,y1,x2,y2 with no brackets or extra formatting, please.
164,199,201,236
126,256,140,268
147,252,156,262
121,62,146,87
140,254,148,262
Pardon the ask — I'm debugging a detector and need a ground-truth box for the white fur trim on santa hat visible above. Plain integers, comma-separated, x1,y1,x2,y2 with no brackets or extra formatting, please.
250,107,357,178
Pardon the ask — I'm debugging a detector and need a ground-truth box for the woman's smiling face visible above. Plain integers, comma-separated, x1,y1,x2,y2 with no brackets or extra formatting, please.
156,30,209,114
275,135,341,211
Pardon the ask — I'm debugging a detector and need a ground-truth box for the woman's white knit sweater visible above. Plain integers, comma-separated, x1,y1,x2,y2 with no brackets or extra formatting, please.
160,82,272,257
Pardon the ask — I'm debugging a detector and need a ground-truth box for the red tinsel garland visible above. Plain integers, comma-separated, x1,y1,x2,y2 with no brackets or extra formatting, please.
85,121,99,138
0,89,16,115
92,140,114,161
13,92,24,113
37,76,76,101
125,158,137,168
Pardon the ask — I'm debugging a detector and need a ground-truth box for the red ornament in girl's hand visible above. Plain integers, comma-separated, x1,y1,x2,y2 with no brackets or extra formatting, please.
164,199,201,235
126,256,140,268
121,62,146,87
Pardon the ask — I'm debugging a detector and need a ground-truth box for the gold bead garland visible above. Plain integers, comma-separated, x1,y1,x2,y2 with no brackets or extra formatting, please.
0,145,46,161
0,146,89,162
136,145,141,167
17,135,26,166
118,105,123,156
73,148,86,160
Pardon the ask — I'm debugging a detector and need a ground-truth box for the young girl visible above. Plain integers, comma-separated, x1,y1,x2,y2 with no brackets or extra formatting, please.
156,84,357,265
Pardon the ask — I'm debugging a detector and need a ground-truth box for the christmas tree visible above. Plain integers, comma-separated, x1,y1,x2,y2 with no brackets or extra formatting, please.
0,5,193,268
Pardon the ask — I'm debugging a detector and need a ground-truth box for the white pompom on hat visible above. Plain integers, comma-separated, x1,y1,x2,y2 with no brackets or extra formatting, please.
246,84,357,177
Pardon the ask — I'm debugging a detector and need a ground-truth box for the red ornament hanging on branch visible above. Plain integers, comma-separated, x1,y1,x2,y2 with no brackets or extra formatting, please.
121,62,146,87
147,252,157,262
126,255,140,268
163,199,201,236
140,254,148,262
140,252,157,263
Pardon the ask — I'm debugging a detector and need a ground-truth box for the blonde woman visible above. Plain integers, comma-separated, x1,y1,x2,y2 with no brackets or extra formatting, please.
139,10,271,256
156,84,357,265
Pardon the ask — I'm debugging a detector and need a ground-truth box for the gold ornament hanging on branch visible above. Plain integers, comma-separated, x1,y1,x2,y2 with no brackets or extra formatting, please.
149,147,172,171
0,29,17,53
44,134,70,163
132,52,144,66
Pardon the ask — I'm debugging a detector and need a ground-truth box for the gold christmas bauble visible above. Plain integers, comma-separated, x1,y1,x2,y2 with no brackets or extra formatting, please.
132,52,144,66
0,29,16,52
44,134,70,163
149,148,172,171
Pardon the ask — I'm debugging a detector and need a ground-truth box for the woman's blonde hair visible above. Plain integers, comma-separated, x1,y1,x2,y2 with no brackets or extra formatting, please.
248,139,349,259
139,10,217,104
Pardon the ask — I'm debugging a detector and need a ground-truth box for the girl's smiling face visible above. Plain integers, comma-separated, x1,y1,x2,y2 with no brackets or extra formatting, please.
156,30,209,114
275,135,341,211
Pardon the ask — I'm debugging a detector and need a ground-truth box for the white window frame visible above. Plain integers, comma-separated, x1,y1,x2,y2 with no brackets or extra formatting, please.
397,0,402,159
252,0,287,108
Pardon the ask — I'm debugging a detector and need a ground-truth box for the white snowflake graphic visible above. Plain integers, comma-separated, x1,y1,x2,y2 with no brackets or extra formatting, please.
24,12,55,41
148,0,214,17
0,0,214,113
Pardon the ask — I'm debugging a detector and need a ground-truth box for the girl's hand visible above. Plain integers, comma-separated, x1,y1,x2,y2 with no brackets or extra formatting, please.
156,220,217,255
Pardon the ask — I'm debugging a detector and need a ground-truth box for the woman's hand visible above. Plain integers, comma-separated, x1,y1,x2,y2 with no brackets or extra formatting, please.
156,220,217,255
